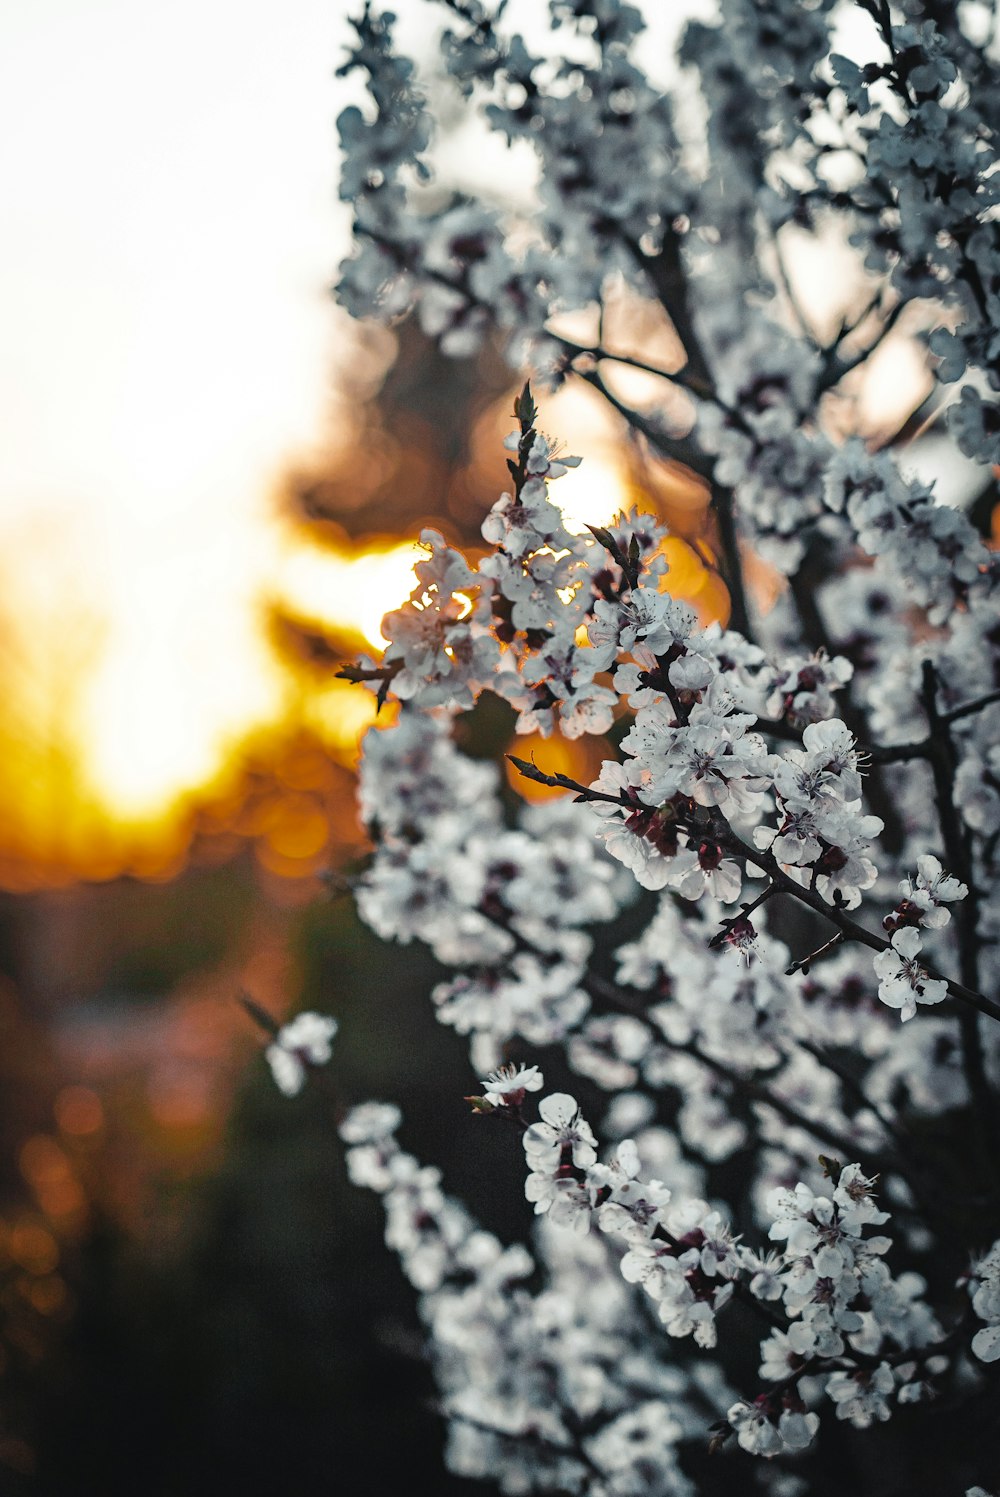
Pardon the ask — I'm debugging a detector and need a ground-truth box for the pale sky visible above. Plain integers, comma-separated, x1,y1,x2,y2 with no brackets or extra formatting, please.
0,0,359,815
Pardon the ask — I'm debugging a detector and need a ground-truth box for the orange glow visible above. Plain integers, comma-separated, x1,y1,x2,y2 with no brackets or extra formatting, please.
19,1136,70,1188
8,1222,58,1277
662,536,711,597
18,1137,87,1229
54,1087,105,1138
0,521,425,887
26,1276,69,1319
275,536,424,649
0,355,732,892
506,731,611,804
556,455,632,535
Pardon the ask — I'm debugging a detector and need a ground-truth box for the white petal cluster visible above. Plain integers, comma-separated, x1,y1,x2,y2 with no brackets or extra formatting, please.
893,856,969,930
968,1240,1000,1364
726,1398,818,1458
264,1012,338,1097
873,929,948,1023
480,1062,544,1110
823,442,990,623
356,715,626,1069
338,1102,703,1497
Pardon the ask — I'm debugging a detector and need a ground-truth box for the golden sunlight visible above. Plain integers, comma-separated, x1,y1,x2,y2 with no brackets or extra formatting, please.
276,538,425,649
556,456,631,536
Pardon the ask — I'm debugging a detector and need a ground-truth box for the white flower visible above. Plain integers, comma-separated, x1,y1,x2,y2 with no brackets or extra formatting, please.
666,844,743,904
897,855,968,929
826,1363,894,1427
833,1165,889,1232
523,1093,597,1172
740,1247,786,1302
592,1142,672,1239
765,651,853,726
620,1238,684,1302
265,1012,338,1097
972,1325,1000,1362
759,1323,817,1380
727,1400,783,1457
524,1171,593,1231
873,928,948,1022
778,1408,820,1451
969,1240,1000,1363
339,1101,401,1145
772,719,864,807
481,1062,544,1108
726,1400,819,1457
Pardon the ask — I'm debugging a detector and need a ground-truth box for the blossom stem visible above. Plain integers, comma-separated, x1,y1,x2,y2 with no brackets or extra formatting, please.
573,370,755,642
443,1410,603,1479
712,485,754,642
769,230,821,350
944,686,1000,725
575,366,713,480
649,1221,790,1333
785,931,845,976
818,293,910,392
554,334,712,399
583,972,901,1193
762,1305,972,1408
707,882,778,947
792,1038,972,1222
850,686,1000,764
727,830,1000,1022
758,710,929,766
505,756,1000,1022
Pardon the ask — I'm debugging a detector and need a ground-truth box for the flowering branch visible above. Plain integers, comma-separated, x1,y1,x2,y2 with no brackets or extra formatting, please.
269,5,1000,1488
506,756,1000,1023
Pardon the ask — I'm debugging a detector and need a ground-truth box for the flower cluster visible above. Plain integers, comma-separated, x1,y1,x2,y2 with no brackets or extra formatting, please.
336,1098,709,1497
316,378,999,1481
264,1011,338,1098
251,0,1000,1491
968,1240,1000,1365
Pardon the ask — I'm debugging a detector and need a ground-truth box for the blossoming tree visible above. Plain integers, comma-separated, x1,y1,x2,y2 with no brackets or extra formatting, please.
253,0,1000,1490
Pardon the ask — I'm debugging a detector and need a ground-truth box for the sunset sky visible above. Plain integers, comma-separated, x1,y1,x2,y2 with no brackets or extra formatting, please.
0,1,392,828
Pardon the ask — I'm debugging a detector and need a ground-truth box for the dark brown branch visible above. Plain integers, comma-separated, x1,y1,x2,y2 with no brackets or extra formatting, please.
584,972,897,1189
574,366,713,481
553,333,712,399
945,687,1000,725
504,757,1000,1023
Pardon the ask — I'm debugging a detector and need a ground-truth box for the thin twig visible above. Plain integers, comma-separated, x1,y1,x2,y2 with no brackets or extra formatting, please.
553,333,712,399
575,366,713,481
505,757,1000,1023
945,687,1000,726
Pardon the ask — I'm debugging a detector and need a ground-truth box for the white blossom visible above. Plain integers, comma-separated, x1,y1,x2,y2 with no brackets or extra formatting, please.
874,928,948,1022
264,1012,338,1097
480,1063,545,1109
969,1240,1000,1364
